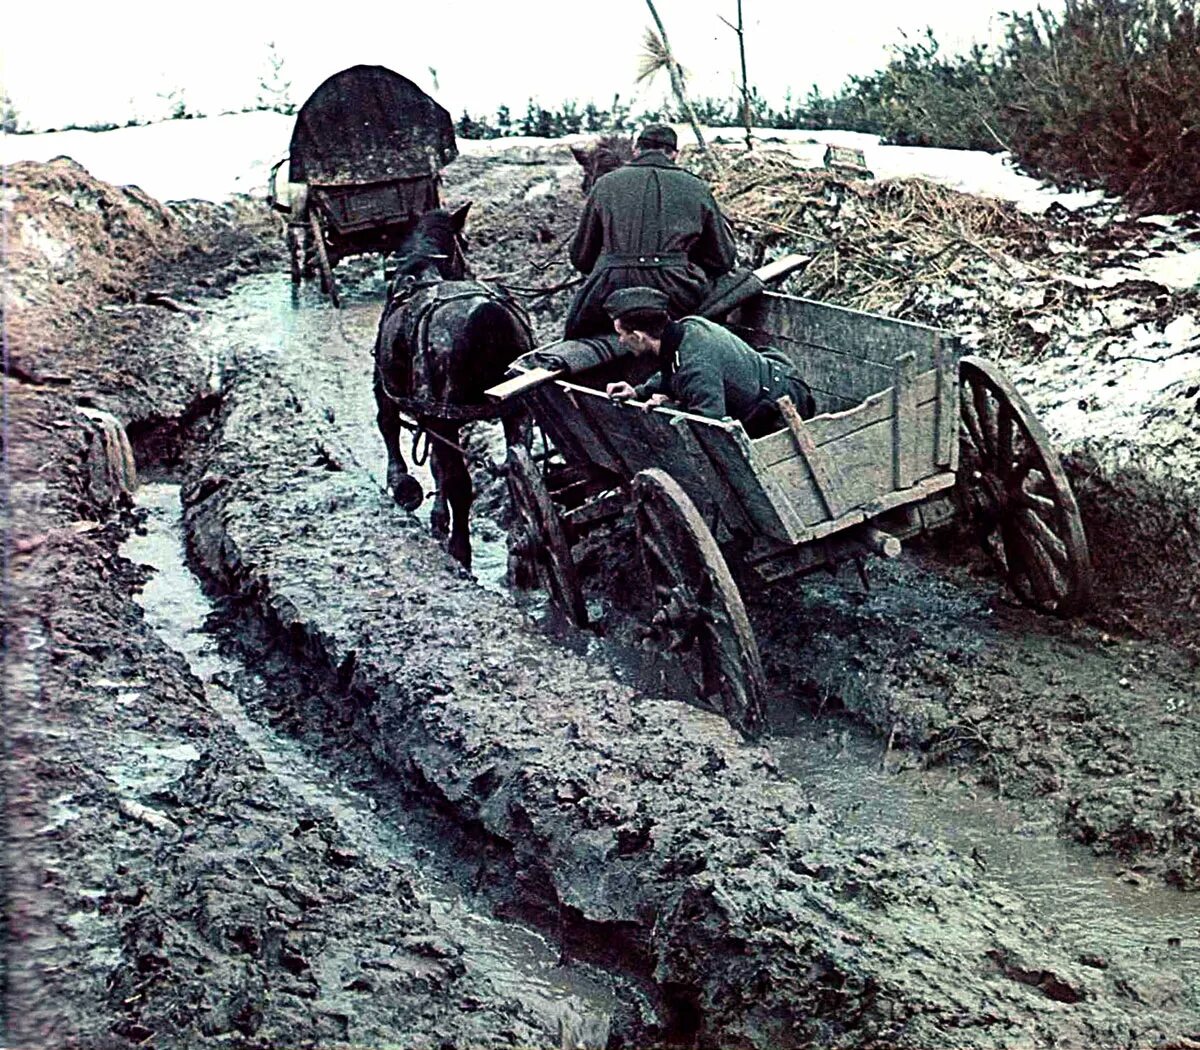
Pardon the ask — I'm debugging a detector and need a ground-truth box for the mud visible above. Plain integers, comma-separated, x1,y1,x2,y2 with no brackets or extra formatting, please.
2,160,601,1047
6,150,1200,1046
180,276,1200,1046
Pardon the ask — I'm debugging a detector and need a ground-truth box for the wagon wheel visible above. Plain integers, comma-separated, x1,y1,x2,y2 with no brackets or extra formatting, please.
633,469,764,735
957,355,1093,616
506,445,588,627
308,211,341,308
286,226,303,285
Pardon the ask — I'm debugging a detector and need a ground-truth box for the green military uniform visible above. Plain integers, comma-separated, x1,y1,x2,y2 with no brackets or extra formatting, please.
565,151,737,339
634,317,815,435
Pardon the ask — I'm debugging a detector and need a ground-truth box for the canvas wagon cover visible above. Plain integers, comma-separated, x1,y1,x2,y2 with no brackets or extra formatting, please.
289,65,457,184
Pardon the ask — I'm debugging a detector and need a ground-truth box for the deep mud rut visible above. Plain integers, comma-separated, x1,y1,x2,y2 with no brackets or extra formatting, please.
5,153,1199,1048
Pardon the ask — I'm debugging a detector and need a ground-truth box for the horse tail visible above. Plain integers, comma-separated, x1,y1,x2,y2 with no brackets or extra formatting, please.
458,298,533,398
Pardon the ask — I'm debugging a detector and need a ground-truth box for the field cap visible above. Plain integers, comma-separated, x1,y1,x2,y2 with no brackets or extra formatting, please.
604,286,671,320
636,124,678,152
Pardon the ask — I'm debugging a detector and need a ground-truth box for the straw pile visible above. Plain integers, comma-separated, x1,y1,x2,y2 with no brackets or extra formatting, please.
701,147,1043,318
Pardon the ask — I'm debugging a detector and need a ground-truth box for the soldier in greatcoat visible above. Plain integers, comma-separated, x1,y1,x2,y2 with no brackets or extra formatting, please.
563,124,737,340
602,287,815,437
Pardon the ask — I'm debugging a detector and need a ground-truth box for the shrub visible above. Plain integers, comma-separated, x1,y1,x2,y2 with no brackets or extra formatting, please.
998,0,1200,213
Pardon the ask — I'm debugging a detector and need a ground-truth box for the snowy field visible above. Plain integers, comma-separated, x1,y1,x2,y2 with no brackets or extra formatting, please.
9,111,1196,292
3,112,1104,214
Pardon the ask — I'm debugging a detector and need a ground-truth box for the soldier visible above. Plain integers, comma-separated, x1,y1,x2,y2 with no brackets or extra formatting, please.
602,287,816,437
563,124,737,340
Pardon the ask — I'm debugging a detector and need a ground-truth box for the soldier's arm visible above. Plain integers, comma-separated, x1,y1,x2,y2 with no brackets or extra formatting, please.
569,197,603,273
672,358,727,418
633,371,667,399
691,193,738,278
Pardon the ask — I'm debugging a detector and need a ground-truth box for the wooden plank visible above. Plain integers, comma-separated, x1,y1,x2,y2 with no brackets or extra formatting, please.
809,472,956,541
753,369,939,467
766,397,943,526
755,253,811,284
486,368,561,401
732,291,945,370
747,474,956,583
545,386,624,473
892,352,918,490
778,396,847,519
934,336,962,469
743,438,811,545
528,390,591,468
725,324,896,407
667,415,755,536
569,391,645,477
528,387,604,470
688,422,806,544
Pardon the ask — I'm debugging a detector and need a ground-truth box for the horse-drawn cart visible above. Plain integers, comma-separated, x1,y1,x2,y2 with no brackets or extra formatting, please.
503,291,1093,734
268,65,457,306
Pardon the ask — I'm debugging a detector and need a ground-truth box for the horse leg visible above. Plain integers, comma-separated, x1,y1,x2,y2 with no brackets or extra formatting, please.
431,433,473,570
427,424,452,540
374,370,424,510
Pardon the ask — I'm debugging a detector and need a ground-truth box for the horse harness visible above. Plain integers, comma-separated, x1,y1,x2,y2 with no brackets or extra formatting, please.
377,278,530,424
376,278,532,469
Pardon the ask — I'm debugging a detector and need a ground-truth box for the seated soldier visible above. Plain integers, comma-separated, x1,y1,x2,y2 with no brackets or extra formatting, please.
602,287,816,437
564,123,737,340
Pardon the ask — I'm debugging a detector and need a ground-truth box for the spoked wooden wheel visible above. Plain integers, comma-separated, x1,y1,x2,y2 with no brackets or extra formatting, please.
506,445,588,627
308,211,341,308
286,226,303,284
958,355,1093,616
633,469,764,735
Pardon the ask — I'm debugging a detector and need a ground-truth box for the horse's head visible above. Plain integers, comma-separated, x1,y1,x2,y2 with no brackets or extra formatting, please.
570,136,633,194
388,202,471,290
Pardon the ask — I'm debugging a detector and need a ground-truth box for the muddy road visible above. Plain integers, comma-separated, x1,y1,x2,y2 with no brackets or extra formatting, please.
5,152,1199,1047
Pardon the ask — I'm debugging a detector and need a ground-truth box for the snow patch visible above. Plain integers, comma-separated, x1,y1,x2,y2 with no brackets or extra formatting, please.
19,215,72,269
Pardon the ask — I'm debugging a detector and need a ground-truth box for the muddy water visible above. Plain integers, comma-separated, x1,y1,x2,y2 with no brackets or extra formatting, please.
212,273,512,591
770,719,1199,965
120,480,618,1044
208,275,1198,997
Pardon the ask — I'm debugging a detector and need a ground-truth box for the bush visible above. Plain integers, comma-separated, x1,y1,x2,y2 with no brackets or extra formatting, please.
998,0,1200,213
820,0,1200,213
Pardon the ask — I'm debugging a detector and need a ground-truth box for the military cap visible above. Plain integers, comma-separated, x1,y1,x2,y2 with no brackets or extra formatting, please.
603,286,671,320
636,124,678,152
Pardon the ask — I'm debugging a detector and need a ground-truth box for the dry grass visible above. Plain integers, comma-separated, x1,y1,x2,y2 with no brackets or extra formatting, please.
696,147,1044,315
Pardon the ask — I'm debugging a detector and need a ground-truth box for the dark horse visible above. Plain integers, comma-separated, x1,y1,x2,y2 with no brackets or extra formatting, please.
570,134,633,194
373,203,533,569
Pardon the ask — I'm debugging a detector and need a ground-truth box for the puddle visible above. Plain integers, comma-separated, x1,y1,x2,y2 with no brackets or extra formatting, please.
769,717,1200,967
121,480,619,1042
206,274,513,595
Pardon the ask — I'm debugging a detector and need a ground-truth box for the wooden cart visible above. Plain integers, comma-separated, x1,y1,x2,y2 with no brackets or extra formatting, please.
267,65,457,307
504,291,1093,734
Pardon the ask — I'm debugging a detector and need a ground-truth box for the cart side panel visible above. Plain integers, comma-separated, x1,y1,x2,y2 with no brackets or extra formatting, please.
547,384,758,537
528,388,601,469
729,291,958,415
725,320,895,410
532,386,624,473
761,368,952,527
685,422,807,542
315,178,440,235
534,383,805,544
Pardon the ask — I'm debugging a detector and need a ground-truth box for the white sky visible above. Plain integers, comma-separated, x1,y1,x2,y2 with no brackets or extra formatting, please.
4,0,1058,131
